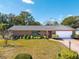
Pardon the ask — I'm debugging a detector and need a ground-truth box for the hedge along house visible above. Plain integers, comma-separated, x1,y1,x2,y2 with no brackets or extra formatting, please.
8,25,75,39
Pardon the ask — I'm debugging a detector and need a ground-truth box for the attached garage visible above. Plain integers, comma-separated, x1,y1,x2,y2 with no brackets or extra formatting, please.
56,31,73,39
54,25,75,39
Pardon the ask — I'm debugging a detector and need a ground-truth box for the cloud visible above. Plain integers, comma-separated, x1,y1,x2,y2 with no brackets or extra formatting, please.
22,0,34,4
65,14,73,17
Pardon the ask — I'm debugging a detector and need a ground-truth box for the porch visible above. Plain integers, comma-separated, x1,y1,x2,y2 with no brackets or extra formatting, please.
11,30,55,39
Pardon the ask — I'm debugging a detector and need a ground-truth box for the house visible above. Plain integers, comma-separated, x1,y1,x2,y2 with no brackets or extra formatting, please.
8,25,75,39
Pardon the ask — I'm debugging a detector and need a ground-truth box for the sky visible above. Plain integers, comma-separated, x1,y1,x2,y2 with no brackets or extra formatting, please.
0,0,79,24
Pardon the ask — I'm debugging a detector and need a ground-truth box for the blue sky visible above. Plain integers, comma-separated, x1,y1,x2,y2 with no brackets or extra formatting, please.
0,0,79,24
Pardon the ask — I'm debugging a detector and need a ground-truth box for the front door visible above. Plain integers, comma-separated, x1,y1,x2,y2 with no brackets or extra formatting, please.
48,31,52,38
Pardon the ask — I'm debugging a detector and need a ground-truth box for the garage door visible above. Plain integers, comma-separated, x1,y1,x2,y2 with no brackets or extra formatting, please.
56,31,72,39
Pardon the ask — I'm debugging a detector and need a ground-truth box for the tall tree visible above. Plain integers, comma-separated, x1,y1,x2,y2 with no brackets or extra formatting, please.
62,16,78,25
61,16,79,28
45,20,59,26
19,11,41,25
7,13,15,25
71,18,79,28
20,11,35,25
0,13,8,23
29,21,41,25
0,11,41,26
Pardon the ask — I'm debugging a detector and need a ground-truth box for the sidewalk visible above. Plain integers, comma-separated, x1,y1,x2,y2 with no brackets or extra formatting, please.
57,39,79,54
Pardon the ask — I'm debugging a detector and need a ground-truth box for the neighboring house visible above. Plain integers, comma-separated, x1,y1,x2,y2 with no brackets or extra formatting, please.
8,25,75,39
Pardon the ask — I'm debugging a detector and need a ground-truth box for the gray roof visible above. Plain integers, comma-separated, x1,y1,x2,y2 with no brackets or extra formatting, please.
8,25,75,31
54,25,75,31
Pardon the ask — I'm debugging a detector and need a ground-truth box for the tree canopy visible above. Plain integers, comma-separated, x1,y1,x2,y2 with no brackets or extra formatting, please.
61,16,79,28
0,11,41,31
0,11,41,26
45,20,59,26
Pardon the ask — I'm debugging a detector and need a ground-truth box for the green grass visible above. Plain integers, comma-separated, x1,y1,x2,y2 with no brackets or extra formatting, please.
0,39,77,59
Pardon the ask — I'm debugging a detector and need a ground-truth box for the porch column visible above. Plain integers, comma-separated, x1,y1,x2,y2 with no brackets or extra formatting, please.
46,31,49,39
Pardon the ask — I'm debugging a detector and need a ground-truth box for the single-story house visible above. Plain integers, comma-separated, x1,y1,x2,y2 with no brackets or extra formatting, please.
8,25,75,39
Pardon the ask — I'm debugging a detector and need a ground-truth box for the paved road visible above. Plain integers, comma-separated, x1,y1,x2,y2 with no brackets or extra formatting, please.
57,39,79,54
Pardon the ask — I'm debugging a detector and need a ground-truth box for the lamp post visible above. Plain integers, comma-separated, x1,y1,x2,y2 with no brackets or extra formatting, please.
69,39,71,50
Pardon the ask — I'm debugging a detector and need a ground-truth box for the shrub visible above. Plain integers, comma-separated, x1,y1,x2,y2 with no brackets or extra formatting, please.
40,36,44,39
15,53,32,59
52,34,59,39
57,47,79,59
25,35,28,39
24,35,31,40
43,36,46,39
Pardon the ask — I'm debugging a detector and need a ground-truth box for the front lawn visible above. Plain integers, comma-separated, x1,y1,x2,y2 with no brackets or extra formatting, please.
0,39,78,59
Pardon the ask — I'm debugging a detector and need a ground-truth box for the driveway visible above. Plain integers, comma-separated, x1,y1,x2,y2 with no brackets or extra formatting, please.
57,39,79,54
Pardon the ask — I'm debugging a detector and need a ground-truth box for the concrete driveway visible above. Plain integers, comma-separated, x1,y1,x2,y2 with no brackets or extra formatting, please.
57,39,79,54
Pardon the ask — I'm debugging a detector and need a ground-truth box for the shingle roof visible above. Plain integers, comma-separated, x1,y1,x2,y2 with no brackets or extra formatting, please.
54,25,75,31
8,25,75,31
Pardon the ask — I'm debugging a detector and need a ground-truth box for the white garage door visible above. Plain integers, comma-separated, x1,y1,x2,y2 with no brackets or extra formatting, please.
56,31,72,39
